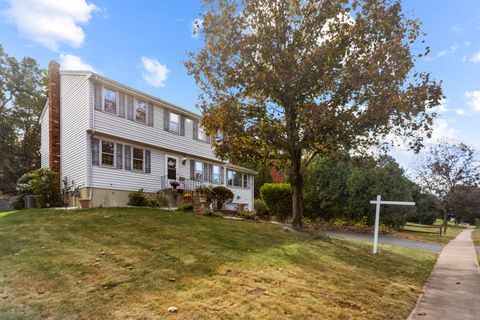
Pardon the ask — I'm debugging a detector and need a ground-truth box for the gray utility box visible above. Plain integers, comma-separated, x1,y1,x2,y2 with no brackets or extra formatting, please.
25,195,40,209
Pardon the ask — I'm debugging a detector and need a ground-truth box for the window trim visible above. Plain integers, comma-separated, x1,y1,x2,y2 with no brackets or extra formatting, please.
165,155,179,180
134,98,147,124
132,147,145,172
102,87,118,115
100,140,116,167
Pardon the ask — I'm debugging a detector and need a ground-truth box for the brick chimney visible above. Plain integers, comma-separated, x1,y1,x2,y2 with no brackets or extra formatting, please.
48,60,61,173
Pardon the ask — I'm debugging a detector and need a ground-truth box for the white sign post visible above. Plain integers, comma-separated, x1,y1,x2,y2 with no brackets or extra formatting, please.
370,195,415,254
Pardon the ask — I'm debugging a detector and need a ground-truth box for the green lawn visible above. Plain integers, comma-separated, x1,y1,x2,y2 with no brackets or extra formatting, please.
0,208,436,319
394,222,464,245
472,229,480,247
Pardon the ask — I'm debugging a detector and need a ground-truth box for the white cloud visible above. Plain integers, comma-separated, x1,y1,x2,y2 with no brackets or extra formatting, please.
468,52,480,63
3,0,97,51
432,98,448,113
431,119,458,141
191,18,203,39
452,25,462,34
141,57,169,88
437,44,459,57
456,108,466,116
60,54,95,71
465,91,480,111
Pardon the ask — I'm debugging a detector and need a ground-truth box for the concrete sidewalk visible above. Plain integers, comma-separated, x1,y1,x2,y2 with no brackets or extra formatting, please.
408,228,480,320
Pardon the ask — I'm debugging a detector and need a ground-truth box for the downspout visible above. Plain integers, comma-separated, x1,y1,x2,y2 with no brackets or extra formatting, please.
88,74,96,201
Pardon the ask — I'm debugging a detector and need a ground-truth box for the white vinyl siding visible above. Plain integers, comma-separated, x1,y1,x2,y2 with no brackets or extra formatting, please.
60,73,90,188
94,107,218,160
40,106,49,169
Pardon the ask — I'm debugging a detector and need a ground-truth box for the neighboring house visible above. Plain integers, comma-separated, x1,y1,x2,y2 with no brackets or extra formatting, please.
40,61,255,210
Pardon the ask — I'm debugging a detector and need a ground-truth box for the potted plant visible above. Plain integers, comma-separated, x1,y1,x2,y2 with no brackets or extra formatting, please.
170,180,180,189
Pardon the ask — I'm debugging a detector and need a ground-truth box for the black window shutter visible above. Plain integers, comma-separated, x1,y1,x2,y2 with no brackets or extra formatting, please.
190,159,195,179
91,138,99,165
147,103,154,127
145,150,151,173
124,145,131,171
207,135,212,144
180,115,185,136
116,143,123,169
119,92,126,118
193,120,198,140
220,166,224,185
163,109,170,131
127,95,134,121
94,84,102,111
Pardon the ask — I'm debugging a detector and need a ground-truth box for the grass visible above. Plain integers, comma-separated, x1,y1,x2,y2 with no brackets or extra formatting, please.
394,222,464,245
472,229,480,247
0,208,437,320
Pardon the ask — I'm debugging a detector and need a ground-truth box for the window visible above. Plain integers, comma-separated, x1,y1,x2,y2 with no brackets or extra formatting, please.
133,148,144,171
212,165,222,184
227,170,248,188
198,126,206,141
101,141,115,166
167,157,177,179
195,161,204,180
169,112,180,133
135,99,146,124
103,88,117,114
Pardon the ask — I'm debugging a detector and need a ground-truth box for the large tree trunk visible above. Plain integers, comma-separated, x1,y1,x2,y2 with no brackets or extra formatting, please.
290,149,303,228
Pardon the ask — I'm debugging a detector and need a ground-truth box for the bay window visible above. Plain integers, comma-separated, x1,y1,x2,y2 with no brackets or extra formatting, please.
227,170,249,188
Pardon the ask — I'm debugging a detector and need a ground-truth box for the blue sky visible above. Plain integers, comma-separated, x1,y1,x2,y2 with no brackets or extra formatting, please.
0,0,479,169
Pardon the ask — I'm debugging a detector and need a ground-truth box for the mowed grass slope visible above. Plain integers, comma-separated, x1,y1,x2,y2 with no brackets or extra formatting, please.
0,208,436,320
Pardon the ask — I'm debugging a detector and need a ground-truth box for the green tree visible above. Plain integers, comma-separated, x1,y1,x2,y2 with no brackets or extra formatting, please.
415,140,480,229
185,0,443,227
0,44,46,193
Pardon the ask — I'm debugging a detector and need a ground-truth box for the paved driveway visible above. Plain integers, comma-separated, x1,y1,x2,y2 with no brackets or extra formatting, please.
327,231,443,252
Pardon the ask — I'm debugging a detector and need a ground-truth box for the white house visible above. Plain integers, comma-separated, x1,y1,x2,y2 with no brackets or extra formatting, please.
40,61,255,210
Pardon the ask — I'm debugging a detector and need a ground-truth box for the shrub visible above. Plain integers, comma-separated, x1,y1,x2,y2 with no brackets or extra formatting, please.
238,210,257,220
13,169,61,208
128,189,149,206
475,218,480,229
260,183,292,222
10,195,25,210
176,203,194,211
254,199,269,219
211,186,234,209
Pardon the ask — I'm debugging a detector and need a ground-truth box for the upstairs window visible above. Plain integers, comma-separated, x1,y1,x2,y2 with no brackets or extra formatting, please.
198,126,206,141
212,165,222,184
195,161,204,180
101,141,115,166
135,99,146,124
169,112,180,134
132,148,144,171
103,88,117,114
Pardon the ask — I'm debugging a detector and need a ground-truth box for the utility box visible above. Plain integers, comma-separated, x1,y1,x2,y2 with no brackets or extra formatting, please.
25,195,40,209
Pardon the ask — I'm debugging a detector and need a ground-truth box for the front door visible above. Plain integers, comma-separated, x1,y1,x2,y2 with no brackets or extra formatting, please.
166,156,178,180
